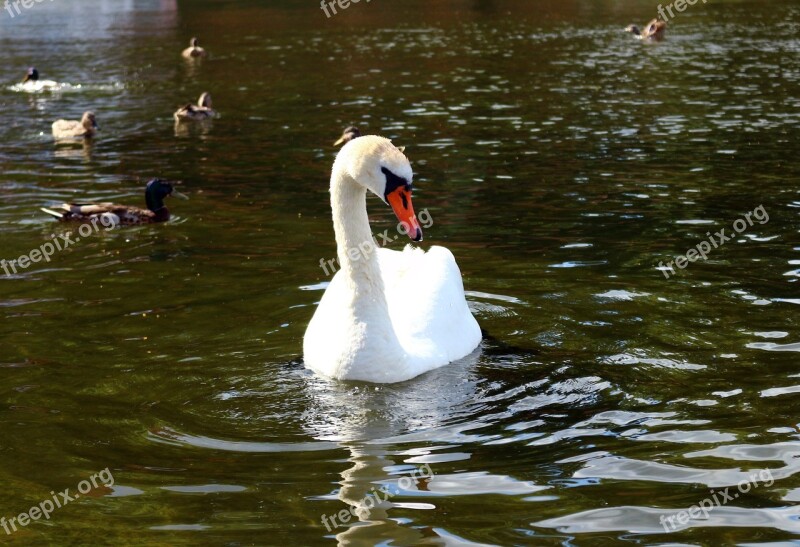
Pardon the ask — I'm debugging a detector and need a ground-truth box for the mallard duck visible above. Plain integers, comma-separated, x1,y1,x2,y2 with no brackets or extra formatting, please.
182,37,207,58
173,92,216,121
41,179,188,226
52,112,99,140
625,19,666,42
20,67,58,90
334,126,361,146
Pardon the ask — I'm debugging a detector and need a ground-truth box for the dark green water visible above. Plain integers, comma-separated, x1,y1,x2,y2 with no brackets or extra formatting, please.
1,0,799,544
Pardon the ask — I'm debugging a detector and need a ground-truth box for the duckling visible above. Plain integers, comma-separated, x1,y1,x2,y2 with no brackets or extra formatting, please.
334,125,361,146
173,92,216,121
625,19,666,42
182,37,207,58
20,67,58,91
52,112,99,140
41,179,188,226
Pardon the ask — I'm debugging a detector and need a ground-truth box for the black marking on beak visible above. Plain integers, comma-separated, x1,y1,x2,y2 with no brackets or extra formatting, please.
381,166,411,202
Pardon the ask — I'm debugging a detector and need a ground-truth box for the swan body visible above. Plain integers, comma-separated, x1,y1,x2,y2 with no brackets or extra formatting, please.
625,19,666,42
303,136,481,383
174,92,216,121
52,112,98,140
182,37,207,58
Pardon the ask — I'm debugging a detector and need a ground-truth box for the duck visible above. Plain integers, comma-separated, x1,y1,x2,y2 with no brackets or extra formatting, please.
20,67,58,91
334,126,361,146
52,112,99,140
625,19,667,42
303,135,482,383
182,37,207,58
41,179,187,226
174,92,216,121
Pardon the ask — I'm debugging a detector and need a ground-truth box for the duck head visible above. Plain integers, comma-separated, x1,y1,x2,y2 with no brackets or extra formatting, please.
334,126,361,146
336,136,422,241
22,67,39,83
144,179,188,212
81,112,99,132
624,24,641,36
190,37,199,48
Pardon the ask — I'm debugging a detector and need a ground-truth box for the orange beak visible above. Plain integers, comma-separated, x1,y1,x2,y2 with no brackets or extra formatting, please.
386,186,422,241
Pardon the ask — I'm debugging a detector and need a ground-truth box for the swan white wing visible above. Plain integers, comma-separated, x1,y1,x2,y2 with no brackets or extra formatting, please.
378,245,481,369
303,271,410,382
303,272,353,376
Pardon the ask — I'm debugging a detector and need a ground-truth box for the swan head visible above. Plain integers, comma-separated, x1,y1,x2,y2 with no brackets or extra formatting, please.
23,67,39,83
336,135,423,242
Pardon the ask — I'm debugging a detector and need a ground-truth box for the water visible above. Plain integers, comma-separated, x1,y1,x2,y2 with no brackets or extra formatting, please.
1,0,799,544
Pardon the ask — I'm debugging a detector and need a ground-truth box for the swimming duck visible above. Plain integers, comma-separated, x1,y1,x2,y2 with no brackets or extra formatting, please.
334,126,361,146
625,19,666,42
41,179,188,225
20,67,58,90
52,112,99,140
174,92,216,121
182,37,207,58
303,135,481,383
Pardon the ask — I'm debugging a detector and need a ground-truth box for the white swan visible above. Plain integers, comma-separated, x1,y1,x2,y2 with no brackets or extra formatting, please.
303,135,481,383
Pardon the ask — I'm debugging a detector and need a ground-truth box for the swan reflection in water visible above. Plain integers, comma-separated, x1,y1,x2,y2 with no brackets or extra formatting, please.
301,348,495,545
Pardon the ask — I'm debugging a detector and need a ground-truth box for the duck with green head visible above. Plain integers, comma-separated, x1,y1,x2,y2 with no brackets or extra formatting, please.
41,179,188,226
20,67,58,90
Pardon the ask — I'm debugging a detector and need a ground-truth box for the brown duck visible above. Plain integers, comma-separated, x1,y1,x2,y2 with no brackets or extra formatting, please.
625,19,667,42
334,126,361,146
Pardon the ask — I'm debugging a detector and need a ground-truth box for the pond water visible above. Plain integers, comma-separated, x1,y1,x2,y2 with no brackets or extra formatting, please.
1,0,799,544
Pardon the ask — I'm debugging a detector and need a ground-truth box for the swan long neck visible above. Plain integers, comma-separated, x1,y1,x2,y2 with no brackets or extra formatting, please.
330,168,383,295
